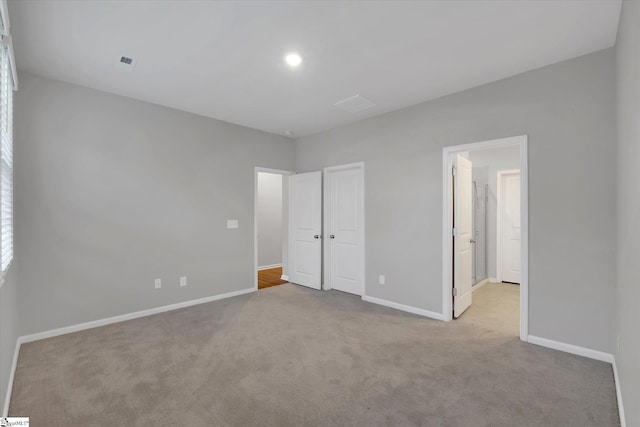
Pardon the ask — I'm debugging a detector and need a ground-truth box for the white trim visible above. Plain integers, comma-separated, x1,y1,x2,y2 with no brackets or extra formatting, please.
2,337,20,417
472,278,489,291
362,296,444,320
526,334,625,426
20,288,255,344
254,167,294,291
612,358,627,427
527,335,613,363
257,263,282,271
442,135,529,342
323,162,365,295
496,169,521,283
280,275,289,281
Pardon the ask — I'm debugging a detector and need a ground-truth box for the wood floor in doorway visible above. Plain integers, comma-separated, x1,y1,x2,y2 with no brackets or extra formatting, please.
258,267,287,289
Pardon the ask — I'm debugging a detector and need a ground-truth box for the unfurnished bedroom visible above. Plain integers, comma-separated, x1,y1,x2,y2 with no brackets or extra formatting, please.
0,1,637,426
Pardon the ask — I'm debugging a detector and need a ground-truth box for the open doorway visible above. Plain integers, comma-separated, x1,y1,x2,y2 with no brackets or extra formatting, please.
254,167,293,290
442,136,528,340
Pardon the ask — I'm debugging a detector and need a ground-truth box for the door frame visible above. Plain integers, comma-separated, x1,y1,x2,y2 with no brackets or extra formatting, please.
442,135,529,341
254,167,295,291
323,162,365,293
496,169,521,283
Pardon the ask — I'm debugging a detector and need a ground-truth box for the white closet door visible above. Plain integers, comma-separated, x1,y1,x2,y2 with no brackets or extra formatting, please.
288,171,322,290
326,165,364,295
500,172,521,284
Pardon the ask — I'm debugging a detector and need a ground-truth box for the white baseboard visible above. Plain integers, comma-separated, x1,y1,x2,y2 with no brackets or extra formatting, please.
362,295,444,321
5,287,625,426
4,287,256,415
280,275,289,281
2,337,20,417
612,358,627,427
472,278,489,291
257,263,282,271
20,287,256,344
527,335,614,363
526,336,625,425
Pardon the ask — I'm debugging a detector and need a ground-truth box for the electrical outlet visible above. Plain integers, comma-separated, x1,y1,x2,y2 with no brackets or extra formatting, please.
379,275,386,285
154,279,161,289
180,276,187,287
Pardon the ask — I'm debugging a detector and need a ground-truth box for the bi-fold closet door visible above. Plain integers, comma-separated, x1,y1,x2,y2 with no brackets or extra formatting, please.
288,164,364,295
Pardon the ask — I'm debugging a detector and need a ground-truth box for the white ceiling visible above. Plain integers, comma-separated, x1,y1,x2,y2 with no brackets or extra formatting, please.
8,0,621,137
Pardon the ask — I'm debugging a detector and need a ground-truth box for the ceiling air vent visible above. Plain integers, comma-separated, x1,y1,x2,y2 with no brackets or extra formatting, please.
116,56,136,71
333,94,376,113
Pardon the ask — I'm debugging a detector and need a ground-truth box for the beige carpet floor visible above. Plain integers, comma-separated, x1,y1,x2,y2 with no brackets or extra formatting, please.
9,283,619,426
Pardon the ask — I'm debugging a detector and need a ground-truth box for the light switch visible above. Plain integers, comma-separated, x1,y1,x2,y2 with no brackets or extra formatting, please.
227,219,239,229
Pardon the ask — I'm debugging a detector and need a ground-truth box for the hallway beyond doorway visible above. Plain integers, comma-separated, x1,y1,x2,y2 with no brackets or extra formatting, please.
457,282,519,335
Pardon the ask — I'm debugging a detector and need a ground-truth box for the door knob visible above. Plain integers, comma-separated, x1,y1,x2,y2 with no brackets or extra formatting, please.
470,239,476,243
330,235,335,239
314,235,320,239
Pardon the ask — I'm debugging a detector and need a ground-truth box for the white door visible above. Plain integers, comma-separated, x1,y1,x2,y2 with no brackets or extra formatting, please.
500,172,521,283
289,171,322,290
325,165,364,295
454,155,473,318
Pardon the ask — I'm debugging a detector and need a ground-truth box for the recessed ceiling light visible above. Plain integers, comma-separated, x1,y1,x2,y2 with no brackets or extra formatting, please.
285,53,302,67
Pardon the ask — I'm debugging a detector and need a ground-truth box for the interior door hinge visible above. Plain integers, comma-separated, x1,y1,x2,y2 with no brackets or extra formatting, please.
452,288,458,297
452,165,456,176
452,227,457,237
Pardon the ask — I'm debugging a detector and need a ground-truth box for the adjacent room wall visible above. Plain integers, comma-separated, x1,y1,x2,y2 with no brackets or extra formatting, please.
296,49,616,353
471,165,488,284
14,72,296,336
468,145,520,280
0,265,18,414
257,172,283,268
615,1,640,424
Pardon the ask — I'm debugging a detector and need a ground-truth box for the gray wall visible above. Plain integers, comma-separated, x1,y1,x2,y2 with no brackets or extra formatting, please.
296,49,616,353
469,146,520,280
0,265,18,414
257,172,283,267
615,1,640,424
14,72,296,335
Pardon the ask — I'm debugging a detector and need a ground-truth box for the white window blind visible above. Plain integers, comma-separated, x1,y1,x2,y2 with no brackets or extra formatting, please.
0,43,13,272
